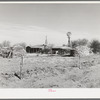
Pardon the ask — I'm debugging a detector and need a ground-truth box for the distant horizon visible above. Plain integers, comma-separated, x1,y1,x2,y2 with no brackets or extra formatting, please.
0,22,99,47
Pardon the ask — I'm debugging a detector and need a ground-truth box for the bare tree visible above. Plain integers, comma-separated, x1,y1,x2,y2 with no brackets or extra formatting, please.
2,40,11,48
18,42,26,50
13,42,26,50
1,40,11,47
13,45,26,79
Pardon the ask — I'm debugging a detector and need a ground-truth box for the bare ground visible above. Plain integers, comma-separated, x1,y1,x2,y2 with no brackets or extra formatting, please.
0,54,100,88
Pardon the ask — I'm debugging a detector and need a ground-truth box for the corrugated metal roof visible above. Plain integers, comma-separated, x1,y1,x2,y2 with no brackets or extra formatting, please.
60,46,72,50
29,45,75,50
52,46,73,50
31,45,44,49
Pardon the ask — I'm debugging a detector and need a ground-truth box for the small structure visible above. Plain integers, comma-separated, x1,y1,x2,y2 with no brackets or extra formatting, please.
26,36,48,53
51,46,61,54
26,34,76,56
26,45,44,53
52,46,75,56
26,45,75,57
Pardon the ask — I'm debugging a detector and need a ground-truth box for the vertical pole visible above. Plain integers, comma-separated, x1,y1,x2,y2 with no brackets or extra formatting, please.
51,48,52,55
79,54,81,69
20,56,23,79
20,63,22,79
68,37,70,47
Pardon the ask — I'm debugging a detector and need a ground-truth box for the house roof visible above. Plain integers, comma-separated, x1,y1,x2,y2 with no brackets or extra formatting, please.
31,45,44,49
60,46,73,50
27,45,74,50
52,46,73,50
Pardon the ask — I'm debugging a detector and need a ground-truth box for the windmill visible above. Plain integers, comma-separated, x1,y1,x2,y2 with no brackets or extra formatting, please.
66,32,71,47
43,35,48,51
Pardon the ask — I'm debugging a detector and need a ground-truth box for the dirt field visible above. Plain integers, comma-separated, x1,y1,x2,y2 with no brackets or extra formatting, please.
0,54,100,88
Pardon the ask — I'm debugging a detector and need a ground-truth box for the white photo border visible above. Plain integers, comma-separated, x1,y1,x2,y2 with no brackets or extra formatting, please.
0,1,100,99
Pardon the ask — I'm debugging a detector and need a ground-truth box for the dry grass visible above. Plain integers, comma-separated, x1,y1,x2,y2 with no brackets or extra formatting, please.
0,54,100,88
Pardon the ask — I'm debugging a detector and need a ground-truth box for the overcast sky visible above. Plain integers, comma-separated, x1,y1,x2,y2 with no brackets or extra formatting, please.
0,3,100,46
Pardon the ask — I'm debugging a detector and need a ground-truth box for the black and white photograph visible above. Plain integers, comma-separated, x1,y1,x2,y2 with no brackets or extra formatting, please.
0,2,100,89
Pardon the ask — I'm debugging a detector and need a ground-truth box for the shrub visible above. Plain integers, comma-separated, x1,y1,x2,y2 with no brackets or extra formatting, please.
90,39,100,54
72,39,88,48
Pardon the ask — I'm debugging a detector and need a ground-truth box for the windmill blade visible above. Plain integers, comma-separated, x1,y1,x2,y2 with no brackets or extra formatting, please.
67,32,71,37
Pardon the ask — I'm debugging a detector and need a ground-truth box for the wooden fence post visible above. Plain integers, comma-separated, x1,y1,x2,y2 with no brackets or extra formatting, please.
79,54,81,69
20,56,23,79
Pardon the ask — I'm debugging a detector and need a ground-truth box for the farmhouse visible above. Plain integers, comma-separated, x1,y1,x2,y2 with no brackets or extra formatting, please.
52,46,75,56
26,45,76,56
26,45,44,53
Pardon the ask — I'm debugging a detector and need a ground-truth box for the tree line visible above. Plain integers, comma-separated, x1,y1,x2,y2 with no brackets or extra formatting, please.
0,40,26,50
1,39,100,54
71,39,100,54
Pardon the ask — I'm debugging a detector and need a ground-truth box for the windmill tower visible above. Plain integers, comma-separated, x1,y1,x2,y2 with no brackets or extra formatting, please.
66,32,71,47
43,35,48,50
